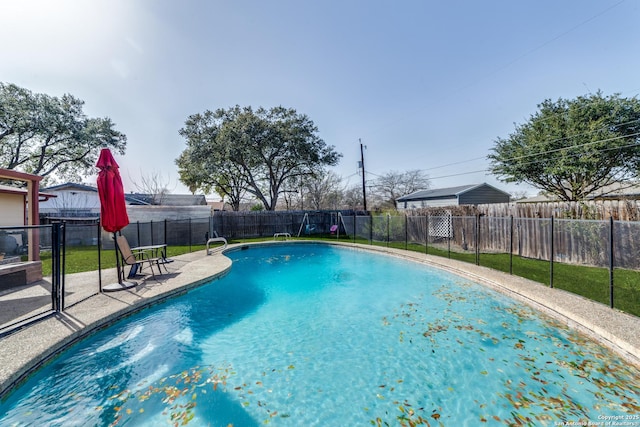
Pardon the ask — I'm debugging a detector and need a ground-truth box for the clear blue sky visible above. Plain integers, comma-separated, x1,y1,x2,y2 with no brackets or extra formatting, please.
2,0,638,199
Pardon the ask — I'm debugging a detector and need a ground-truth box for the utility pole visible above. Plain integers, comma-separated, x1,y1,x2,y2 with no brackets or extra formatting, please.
360,139,367,211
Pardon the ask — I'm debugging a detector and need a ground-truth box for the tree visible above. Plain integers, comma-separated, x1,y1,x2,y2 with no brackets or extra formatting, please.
176,105,341,210
303,170,344,210
372,169,431,209
343,185,365,211
0,82,127,183
132,171,175,205
488,92,640,201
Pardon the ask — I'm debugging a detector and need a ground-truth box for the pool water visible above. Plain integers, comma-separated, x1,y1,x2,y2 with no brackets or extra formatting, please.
1,244,639,426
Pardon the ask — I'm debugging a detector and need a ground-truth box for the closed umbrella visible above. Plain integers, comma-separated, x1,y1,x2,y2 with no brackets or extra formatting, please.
96,148,133,290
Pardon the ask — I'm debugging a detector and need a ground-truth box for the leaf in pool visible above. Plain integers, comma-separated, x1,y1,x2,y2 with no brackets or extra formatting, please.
287,364,295,370
480,370,488,375
622,402,640,411
431,412,440,420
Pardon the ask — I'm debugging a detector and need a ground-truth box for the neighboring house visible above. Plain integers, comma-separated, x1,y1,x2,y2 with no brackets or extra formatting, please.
207,199,229,212
40,182,208,222
39,182,101,220
396,183,511,209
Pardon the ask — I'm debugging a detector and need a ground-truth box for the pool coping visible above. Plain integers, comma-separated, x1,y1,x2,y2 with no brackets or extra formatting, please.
1,240,638,400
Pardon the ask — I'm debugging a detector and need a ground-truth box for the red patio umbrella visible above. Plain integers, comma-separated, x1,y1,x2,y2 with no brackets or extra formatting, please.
96,148,129,233
96,148,131,289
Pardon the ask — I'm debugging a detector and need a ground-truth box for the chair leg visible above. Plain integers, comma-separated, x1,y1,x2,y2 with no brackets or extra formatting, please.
145,260,156,278
158,259,169,274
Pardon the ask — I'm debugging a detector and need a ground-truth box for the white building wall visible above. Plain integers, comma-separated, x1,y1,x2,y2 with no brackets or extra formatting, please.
39,189,101,214
0,193,24,226
399,198,458,210
127,205,212,222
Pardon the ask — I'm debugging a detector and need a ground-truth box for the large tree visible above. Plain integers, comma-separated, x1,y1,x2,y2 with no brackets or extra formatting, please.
373,169,430,209
177,105,341,210
0,82,127,183
303,170,344,210
488,92,640,201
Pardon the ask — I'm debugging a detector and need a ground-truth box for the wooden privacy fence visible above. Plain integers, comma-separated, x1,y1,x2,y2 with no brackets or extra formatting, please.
401,215,640,270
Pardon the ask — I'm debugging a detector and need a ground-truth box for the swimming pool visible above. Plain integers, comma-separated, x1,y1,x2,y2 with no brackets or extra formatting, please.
1,243,639,426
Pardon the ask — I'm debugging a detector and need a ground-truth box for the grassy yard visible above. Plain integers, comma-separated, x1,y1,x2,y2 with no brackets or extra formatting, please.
37,236,640,317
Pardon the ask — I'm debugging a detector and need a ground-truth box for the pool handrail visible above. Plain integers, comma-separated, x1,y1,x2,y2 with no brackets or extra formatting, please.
206,237,228,255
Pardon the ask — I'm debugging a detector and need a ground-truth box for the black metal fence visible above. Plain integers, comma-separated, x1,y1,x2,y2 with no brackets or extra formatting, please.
343,213,640,317
2,211,640,336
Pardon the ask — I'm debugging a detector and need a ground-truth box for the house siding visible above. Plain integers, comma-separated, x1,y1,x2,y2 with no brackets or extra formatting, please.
0,193,25,226
458,187,510,205
397,183,510,210
39,188,101,215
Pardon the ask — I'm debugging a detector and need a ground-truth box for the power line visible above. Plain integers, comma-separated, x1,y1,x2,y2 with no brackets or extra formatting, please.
425,139,640,183
349,134,640,188
414,117,640,174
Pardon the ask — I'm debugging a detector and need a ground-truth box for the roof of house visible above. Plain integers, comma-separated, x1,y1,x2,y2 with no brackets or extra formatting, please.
0,183,57,199
42,182,98,192
397,183,509,202
41,182,206,206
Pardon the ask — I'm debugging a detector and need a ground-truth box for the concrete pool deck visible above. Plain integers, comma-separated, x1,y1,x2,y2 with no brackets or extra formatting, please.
1,241,639,399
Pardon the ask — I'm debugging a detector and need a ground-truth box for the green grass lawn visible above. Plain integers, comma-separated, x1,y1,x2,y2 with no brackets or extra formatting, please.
38,237,640,317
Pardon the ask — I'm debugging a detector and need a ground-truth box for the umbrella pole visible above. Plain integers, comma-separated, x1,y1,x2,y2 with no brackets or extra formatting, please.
113,232,123,284
102,232,136,292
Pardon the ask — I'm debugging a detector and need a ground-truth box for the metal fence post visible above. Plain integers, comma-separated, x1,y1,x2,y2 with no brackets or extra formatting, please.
353,212,356,243
136,221,141,247
164,219,167,245
189,218,192,252
609,216,614,308
61,221,66,310
425,214,429,255
475,214,480,266
51,222,62,312
550,216,554,288
447,220,451,259
369,215,373,245
386,214,390,247
150,220,154,246
509,215,514,275
405,215,408,250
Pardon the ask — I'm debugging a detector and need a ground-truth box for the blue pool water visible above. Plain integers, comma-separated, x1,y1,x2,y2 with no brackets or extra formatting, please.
1,243,639,426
